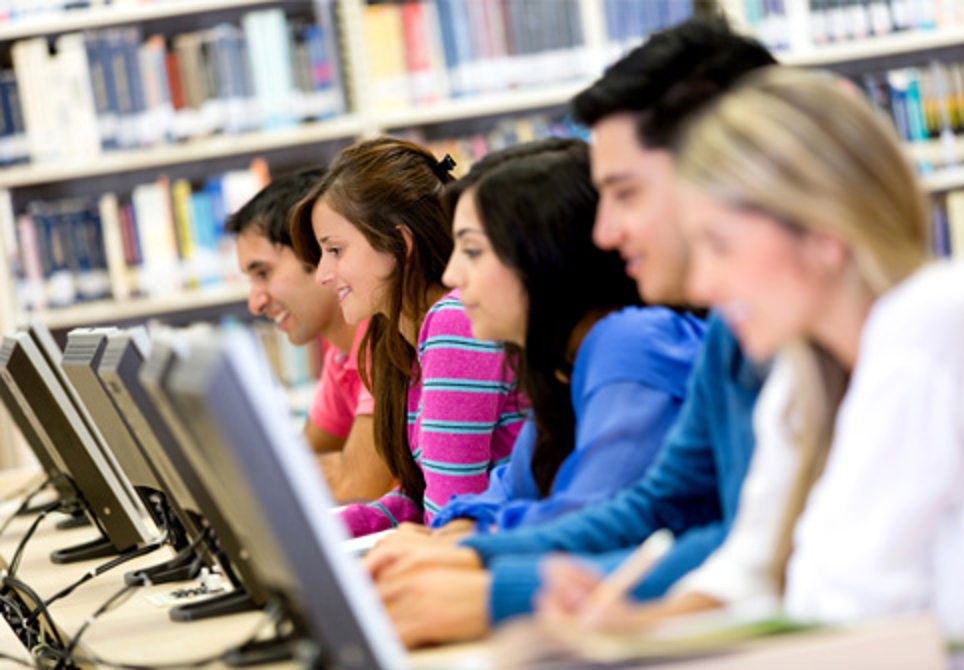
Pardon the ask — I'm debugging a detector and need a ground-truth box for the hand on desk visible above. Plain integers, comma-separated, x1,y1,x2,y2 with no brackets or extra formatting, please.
377,565,491,648
536,555,724,634
364,531,481,582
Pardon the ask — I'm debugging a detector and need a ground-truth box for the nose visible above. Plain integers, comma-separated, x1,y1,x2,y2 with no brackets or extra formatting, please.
442,254,462,289
248,285,268,316
592,202,621,251
314,255,335,286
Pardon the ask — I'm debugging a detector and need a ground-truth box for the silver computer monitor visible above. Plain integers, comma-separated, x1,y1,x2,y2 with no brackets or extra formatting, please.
137,334,270,610
61,327,197,550
166,329,405,670
96,329,205,543
0,333,156,555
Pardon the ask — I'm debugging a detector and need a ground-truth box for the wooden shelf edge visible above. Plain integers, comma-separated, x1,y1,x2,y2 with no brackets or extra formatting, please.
25,283,249,330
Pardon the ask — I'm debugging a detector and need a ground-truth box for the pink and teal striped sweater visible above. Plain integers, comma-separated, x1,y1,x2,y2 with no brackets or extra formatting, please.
340,290,526,537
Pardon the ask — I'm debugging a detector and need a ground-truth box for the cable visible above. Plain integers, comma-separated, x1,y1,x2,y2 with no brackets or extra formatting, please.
22,540,164,630
0,591,35,649
0,473,49,503
0,651,34,668
0,476,52,538
1,575,65,649
53,583,138,670
48,599,285,670
7,511,51,579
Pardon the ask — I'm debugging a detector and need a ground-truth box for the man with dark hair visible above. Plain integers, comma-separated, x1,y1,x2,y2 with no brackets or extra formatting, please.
228,169,393,501
363,16,778,648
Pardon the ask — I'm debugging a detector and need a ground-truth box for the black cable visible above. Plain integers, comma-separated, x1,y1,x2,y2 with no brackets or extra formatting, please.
48,599,285,670
0,474,50,502
1,575,65,649
7,511,50,579
23,540,164,630
0,476,53,537
0,651,34,668
0,591,34,649
53,582,138,670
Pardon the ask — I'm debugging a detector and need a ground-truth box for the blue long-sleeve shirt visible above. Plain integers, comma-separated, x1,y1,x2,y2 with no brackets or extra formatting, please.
430,307,706,531
460,315,766,623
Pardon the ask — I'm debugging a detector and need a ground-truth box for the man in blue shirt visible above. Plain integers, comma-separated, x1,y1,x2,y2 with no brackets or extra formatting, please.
365,16,777,648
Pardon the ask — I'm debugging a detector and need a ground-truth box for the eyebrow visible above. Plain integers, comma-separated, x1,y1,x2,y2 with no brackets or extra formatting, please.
596,172,635,189
454,228,486,239
244,260,269,273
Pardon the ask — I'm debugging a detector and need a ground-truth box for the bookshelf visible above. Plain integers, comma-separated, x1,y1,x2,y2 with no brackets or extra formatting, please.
779,26,964,66
0,0,282,42
1,0,961,340
33,282,250,330
0,115,365,189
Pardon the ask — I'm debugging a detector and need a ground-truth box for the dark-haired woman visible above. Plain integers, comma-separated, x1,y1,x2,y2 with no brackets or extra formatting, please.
363,138,705,647
291,137,525,537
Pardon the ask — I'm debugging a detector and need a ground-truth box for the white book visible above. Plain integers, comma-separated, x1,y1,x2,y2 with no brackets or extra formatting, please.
131,179,182,297
98,192,131,302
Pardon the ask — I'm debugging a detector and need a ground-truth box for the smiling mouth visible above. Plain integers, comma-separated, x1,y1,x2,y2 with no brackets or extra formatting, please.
337,287,351,303
272,310,290,325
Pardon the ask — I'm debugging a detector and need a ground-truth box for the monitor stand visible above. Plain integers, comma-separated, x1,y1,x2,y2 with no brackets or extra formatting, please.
169,589,256,622
50,536,122,564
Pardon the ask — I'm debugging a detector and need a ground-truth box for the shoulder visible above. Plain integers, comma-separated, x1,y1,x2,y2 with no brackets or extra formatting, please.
572,306,707,399
418,289,504,358
863,260,964,363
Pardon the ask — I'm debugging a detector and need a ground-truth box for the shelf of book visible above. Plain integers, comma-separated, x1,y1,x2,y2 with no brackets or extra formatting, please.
0,115,364,189
29,282,249,330
922,165,964,192
780,26,964,67
0,0,282,42
373,81,590,130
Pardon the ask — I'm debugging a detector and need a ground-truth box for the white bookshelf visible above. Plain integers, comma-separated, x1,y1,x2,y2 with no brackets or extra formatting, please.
922,165,964,192
0,115,365,189
31,282,249,330
373,82,590,130
779,26,964,67
0,0,280,42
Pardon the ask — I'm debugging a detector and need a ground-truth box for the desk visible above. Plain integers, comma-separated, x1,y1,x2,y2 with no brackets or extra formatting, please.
0,469,952,670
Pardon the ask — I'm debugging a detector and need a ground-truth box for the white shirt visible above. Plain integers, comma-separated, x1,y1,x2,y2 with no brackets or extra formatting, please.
676,260,964,640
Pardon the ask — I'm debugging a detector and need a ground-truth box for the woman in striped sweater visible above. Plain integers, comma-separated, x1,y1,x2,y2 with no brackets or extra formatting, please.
291,137,525,537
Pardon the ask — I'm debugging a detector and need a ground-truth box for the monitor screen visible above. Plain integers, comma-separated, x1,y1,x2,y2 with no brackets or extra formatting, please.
137,334,270,604
0,333,156,553
166,329,405,670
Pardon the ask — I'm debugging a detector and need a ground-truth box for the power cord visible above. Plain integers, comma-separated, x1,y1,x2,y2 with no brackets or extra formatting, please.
47,599,285,670
23,540,165,630
7,510,52,579
0,477,53,538
1,574,65,649
53,583,138,670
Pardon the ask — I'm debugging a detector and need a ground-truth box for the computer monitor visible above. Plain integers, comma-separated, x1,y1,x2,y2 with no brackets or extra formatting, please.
96,329,206,542
61,327,192,551
0,333,157,559
166,328,405,670
0,362,77,504
138,334,272,619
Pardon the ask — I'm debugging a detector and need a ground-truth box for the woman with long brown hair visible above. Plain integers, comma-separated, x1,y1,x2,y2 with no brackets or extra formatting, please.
291,137,525,537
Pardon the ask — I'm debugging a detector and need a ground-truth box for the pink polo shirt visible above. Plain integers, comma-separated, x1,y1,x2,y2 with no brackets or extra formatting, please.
308,322,374,438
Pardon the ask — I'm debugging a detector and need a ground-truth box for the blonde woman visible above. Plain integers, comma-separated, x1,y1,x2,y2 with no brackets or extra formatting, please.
540,67,964,640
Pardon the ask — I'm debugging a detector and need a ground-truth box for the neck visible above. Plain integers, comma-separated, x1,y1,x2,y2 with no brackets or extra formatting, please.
399,284,450,346
809,278,876,372
322,317,358,353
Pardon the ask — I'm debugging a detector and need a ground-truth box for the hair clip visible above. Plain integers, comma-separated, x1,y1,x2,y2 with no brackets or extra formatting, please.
432,154,457,181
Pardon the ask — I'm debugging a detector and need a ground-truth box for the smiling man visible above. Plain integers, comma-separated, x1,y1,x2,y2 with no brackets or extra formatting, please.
227,169,393,502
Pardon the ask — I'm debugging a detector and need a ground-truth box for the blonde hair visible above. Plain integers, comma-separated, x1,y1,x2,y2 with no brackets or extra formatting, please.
677,66,932,591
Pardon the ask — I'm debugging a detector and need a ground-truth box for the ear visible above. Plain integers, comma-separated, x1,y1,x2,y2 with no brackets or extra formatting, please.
397,224,414,259
805,229,849,274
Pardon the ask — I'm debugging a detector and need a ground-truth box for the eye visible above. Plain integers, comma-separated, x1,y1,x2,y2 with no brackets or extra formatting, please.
463,248,481,259
323,246,342,258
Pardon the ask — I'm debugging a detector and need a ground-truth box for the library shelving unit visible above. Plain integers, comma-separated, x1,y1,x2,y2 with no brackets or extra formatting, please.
721,0,964,193
0,0,615,466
